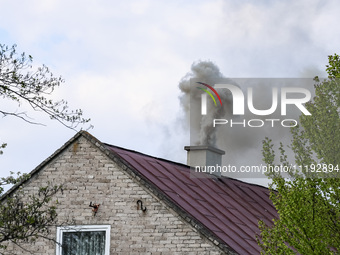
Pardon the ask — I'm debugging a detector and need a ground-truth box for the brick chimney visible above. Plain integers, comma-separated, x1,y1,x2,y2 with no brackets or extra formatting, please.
184,146,225,177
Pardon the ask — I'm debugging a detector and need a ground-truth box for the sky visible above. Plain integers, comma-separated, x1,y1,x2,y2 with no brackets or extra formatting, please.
1,0,339,188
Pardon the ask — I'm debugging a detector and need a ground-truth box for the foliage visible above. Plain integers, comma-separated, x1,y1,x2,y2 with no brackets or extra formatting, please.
257,54,340,254
0,143,6,156
0,175,61,252
0,44,89,251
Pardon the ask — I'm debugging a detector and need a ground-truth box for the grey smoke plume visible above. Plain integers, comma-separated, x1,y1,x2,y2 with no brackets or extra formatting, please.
178,60,316,177
178,61,234,146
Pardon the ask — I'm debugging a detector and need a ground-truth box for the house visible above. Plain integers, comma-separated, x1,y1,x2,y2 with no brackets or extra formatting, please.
2,131,277,254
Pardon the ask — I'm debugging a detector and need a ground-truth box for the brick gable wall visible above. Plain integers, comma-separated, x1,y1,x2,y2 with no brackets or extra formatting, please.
4,136,228,254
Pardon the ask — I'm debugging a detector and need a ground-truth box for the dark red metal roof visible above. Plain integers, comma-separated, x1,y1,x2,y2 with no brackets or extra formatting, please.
105,144,277,255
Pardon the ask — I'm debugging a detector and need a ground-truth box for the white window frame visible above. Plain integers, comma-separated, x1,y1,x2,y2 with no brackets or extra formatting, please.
56,225,111,255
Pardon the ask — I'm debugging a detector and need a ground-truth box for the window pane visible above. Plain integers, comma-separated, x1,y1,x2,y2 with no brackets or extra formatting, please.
62,231,106,255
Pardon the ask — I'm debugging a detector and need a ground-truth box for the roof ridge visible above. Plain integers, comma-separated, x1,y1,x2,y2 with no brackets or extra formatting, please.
103,142,270,190
102,142,189,167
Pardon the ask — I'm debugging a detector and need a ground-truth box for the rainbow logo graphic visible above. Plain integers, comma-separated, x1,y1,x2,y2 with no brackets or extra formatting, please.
196,82,222,106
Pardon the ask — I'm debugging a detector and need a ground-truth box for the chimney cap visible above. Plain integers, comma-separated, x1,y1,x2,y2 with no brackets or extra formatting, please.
184,145,225,155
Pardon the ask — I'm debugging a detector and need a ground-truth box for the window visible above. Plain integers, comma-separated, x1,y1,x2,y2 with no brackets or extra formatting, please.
56,225,110,255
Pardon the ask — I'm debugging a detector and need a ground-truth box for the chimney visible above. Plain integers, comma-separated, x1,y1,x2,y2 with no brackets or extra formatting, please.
184,146,225,177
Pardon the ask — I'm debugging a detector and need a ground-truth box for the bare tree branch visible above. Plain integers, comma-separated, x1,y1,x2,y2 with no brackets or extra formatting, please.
0,43,91,131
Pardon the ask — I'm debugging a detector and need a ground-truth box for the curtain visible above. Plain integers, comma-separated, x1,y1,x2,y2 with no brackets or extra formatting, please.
62,231,106,255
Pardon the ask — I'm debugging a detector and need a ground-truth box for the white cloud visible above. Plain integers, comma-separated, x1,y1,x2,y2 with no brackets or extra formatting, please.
1,0,339,187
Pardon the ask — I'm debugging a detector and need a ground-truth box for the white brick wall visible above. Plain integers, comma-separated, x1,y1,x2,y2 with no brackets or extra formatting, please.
4,135,229,254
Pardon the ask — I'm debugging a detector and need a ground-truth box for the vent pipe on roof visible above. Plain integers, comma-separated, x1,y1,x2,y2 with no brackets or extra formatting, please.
184,146,225,177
